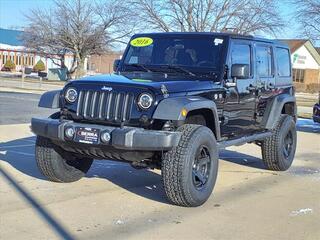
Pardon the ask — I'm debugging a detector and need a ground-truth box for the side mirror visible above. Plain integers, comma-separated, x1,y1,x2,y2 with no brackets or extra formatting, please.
231,64,249,79
113,59,121,72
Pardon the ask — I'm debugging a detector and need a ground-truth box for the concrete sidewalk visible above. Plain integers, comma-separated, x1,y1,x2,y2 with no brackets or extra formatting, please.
0,77,65,94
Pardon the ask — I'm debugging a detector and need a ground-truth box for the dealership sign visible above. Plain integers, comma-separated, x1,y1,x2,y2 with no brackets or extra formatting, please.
293,53,306,64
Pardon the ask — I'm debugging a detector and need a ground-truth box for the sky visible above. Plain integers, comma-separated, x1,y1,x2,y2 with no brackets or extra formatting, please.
0,0,301,40
0,0,54,29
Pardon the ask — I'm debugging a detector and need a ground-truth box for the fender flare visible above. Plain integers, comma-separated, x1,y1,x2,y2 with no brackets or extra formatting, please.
262,94,296,130
38,90,61,109
153,96,221,140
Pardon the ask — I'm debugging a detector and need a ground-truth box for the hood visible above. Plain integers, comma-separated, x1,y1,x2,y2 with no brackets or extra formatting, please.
73,73,212,95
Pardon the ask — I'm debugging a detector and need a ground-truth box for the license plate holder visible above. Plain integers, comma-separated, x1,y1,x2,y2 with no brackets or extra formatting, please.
74,127,100,144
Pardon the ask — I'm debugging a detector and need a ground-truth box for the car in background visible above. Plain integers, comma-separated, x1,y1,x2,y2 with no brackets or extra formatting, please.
313,93,320,123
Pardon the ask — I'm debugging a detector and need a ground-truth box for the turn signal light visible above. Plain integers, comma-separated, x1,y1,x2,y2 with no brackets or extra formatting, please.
181,108,188,117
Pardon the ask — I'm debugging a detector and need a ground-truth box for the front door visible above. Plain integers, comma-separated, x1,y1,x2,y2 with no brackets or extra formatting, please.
254,44,275,127
221,40,257,138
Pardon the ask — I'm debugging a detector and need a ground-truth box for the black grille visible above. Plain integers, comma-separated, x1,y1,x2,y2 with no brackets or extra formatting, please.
76,90,134,122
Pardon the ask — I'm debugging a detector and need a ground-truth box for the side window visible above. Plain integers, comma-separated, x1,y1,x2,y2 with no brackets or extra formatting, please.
231,44,251,76
276,48,291,77
256,46,272,77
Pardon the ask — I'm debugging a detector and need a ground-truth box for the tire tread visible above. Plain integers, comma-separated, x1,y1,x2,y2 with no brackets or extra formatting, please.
162,124,217,207
35,136,92,182
261,115,296,171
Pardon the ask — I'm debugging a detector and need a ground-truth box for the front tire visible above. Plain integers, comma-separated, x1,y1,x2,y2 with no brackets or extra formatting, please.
162,124,219,207
35,136,93,182
261,115,297,171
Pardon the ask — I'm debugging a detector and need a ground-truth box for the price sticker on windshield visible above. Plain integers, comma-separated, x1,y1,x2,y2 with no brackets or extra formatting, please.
130,37,153,47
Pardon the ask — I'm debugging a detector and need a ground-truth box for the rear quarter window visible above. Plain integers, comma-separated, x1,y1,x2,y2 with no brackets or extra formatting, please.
276,47,291,77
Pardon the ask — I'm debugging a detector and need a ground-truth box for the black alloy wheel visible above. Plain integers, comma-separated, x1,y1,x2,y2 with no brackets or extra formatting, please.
192,145,211,190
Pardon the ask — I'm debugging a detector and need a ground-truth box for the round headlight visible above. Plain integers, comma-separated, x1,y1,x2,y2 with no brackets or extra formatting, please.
138,93,153,110
65,88,78,103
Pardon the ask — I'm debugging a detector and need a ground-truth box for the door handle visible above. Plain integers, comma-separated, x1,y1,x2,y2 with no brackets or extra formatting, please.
267,82,275,90
246,84,256,91
225,81,236,88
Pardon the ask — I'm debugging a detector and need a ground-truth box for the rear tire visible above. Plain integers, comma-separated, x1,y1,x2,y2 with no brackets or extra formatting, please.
162,124,219,207
35,136,93,182
261,115,297,171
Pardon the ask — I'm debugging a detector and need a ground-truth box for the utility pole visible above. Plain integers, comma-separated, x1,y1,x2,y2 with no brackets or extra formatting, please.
21,66,25,88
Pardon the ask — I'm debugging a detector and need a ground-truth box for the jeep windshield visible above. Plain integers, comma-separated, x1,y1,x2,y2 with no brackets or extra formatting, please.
121,35,227,78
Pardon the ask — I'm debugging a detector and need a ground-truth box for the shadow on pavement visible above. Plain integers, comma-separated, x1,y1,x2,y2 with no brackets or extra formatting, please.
1,135,286,205
0,165,75,240
0,136,46,180
87,160,168,204
219,149,266,170
0,136,168,204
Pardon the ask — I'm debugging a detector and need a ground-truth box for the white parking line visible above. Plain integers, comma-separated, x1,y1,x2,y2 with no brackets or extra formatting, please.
0,144,34,149
3,150,35,157
20,139,36,143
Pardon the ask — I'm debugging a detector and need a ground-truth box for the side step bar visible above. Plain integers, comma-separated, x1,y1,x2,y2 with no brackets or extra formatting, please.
218,131,273,149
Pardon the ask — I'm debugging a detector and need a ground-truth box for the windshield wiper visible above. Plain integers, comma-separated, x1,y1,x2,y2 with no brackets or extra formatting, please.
125,64,153,72
159,64,196,76
197,72,217,80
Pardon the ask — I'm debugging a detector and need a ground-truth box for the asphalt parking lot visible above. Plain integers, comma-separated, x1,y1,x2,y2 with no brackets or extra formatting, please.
0,91,55,124
0,92,319,240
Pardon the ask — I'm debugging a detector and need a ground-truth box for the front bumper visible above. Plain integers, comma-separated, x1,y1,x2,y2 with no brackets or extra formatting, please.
31,118,181,151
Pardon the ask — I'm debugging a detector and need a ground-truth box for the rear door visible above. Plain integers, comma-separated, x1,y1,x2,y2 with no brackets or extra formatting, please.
255,45,292,129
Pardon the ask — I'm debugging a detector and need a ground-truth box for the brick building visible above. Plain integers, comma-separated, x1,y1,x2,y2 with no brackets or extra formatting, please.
87,52,122,74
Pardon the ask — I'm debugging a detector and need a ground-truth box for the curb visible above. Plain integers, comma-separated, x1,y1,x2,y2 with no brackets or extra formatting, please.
0,78,65,86
0,87,46,94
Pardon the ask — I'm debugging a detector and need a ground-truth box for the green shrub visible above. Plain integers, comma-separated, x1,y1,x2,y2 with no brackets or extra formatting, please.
33,60,46,72
4,59,16,71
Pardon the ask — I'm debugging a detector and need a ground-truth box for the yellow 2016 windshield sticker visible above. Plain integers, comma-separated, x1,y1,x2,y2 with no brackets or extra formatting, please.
130,37,153,47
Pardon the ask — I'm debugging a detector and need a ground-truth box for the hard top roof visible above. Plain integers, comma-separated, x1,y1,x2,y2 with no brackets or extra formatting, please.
132,32,288,47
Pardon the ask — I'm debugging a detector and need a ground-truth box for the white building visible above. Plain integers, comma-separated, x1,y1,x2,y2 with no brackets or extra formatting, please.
0,28,74,74
281,39,320,92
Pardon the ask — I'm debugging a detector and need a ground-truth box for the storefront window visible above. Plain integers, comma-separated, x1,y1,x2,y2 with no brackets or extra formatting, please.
3,52,8,64
24,55,28,65
292,68,305,83
17,55,21,65
30,55,34,65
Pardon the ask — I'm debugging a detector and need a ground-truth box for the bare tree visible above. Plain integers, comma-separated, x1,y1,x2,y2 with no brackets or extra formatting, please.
129,0,284,35
22,0,133,78
294,0,320,42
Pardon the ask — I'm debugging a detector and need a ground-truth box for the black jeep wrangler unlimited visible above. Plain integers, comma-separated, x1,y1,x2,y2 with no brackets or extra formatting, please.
31,33,297,207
